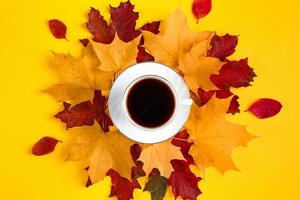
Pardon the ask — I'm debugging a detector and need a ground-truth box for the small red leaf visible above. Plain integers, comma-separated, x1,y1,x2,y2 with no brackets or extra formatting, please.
207,34,238,61
137,46,154,63
169,160,201,200
79,38,89,47
247,98,282,119
210,58,256,90
140,21,160,34
87,7,115,44
227,95,240,114
32,136,61,156
192,0,212,22
48,19,67,39
215,89,233,99
55,101,96,129
172,131,194,164
107,169,135,200
190,88,214,107
110,1,141,42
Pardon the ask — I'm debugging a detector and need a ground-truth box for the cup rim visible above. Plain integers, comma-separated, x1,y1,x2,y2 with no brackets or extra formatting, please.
122,75,179,131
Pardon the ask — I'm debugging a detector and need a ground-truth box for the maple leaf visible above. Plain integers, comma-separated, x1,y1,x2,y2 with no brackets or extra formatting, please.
144,170,168,200
227,95,240,114
143,9,213,69
44,45,114,104
91,35,140,74
247,98,282,119
169,160,201,200
138,140,183,177
190,88,215,107
110,1,141,42
48,19,67,39
107,169,136,200
87,7,115,44
185,96,255,172
55,90,111,132
66,125,135,182
32,136,61,156
207,34,238,61
210,58,256,90
192,0,212,22
172,130,194,164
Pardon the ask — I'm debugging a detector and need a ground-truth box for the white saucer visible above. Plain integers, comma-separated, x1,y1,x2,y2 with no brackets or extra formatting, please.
108,62,192,144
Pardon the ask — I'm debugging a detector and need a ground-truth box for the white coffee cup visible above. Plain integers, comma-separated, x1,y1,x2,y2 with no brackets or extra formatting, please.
109,62,192,144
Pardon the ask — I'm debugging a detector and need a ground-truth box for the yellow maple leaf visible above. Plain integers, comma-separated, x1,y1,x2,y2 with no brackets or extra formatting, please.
65,125,135,183
143,9,213,69
91,35,140,74
185,97,255,173
138,139,183,177
44,45,114,103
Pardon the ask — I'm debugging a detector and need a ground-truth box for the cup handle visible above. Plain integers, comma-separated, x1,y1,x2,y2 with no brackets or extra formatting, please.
179,99,193,106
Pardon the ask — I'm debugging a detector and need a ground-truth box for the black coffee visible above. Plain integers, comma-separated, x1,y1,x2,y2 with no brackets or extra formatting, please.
126,78,175,128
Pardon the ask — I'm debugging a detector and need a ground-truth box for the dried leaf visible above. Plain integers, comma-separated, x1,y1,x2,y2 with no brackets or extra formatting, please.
107,169,135,200
227,95,240,114
32,137,61,156
171,130,194,164
92,35,140,74
169,160,201,200
110,1,141,42
247,98,282,119
143,9,213,69
210,58,256,90
139,140,183,177
185,96,254,172
48,19,67,39
87,7,115,44
207,34,238,61
44,46,114,104
144,171,168,200
192,0,212,21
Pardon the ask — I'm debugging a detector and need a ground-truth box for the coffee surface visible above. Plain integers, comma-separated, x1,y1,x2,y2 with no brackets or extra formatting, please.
126,78,175,128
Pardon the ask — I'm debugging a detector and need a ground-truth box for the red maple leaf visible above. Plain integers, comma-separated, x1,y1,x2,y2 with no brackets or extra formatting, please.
207,34,238,61
215,89,233,99
107,169,136,200
32,136,61,156
171,130,194,164
190,88,215,107
110,1,141,42
55,90,112,132
210,58,256,90
247,98,282,119
48,19,67,39
169,160,202,200
87,7,115,44
140,21,160,34
227,95,240,114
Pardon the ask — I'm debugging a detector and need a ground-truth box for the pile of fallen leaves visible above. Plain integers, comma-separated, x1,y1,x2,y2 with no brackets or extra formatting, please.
32,1,282,199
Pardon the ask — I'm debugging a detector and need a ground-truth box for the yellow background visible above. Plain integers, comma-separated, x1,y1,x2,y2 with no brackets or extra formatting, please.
0,0,299,199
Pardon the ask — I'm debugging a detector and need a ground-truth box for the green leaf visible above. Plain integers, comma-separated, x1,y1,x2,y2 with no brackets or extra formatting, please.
144,173,167,200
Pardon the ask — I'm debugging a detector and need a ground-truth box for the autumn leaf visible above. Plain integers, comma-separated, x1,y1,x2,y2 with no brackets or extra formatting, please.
107,169,136,200
140,21,160,34
172,130,194,164
247,98,282,119
48,19,67,39
32,137,61,156
190,88,215,107
210,58,256,90
110,1,141,42
227,95,240,114
192,0,212,22
185,96,254,172
207,34,238,61
91,35,140,74
143,9,213,69
169,160,201,200
144,170,168,200
44,45,114,104
87,7,115,44
138,140,183,177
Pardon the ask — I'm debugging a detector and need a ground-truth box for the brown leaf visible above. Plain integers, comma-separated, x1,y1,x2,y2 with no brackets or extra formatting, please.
32,136,61,156
48,19,67,39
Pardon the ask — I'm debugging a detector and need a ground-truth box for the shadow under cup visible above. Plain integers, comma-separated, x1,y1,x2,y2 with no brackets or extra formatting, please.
124,76,177,130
